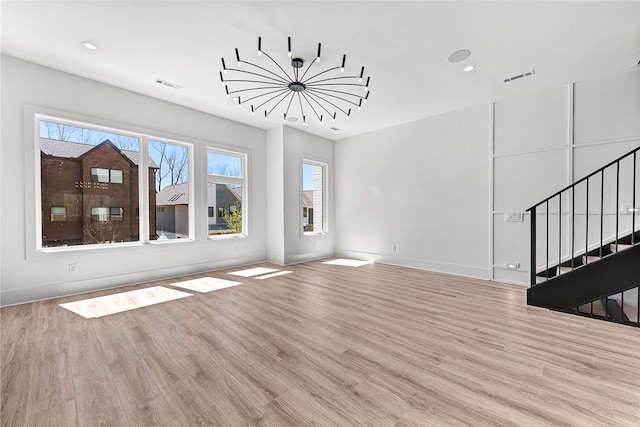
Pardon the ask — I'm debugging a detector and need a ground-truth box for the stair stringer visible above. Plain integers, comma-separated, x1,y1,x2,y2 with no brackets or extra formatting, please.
527,244,640,310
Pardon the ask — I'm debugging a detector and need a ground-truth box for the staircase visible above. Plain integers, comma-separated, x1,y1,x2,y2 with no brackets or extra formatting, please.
526,146,640,327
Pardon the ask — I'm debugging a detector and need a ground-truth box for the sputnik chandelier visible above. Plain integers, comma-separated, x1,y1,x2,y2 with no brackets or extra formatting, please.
220,37,370,126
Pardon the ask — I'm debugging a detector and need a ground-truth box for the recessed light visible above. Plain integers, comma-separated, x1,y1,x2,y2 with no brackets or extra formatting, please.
464,65,475,72
81,41,97,50
448,49,471,63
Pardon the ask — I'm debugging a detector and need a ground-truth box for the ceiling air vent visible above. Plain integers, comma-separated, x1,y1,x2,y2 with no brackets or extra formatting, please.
503,70,535,83
155,78,183,90
330,127,340,131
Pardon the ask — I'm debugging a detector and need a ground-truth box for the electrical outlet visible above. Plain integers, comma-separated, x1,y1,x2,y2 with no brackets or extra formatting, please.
504,262,520,270
504,211,523,222
68,263,77,273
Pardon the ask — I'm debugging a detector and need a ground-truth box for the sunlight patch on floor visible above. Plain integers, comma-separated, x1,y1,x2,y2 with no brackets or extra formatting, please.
228,267,279,277
170,277,243,293
59,286,192,318
322,258,372,267
255,271,292,280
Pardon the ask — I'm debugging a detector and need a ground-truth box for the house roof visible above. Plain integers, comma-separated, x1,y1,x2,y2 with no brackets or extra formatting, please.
156,182,189,206
206,182,242,202
40,138,159,168
302,190,313,208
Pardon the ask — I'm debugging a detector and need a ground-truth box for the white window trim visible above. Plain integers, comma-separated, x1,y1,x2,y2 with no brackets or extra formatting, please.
206,146,248,240
301,158,329,237
147,137,195,245
32,111,195,254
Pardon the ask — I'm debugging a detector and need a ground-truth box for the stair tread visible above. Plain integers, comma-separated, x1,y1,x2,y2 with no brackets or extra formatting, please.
582,255,600,265
557,266,573,274
610,243,633,253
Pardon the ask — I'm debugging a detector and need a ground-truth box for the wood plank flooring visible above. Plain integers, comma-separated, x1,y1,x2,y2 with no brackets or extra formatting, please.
2,259,639,426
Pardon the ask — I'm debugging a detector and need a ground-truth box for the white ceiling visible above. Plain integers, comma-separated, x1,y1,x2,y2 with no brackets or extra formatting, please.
2,1,639,140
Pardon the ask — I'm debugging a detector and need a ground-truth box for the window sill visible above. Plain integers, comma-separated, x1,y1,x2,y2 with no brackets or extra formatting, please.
208,233,247,241
303,231,327,237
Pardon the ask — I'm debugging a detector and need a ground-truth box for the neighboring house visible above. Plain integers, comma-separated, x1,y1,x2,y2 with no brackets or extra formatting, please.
302,190,314,231
40,138,157,246
207,182,242,233
155,182,189,238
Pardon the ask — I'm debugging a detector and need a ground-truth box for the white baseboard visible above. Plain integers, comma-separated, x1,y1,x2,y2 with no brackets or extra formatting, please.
0,254,264,306
335,249,491,281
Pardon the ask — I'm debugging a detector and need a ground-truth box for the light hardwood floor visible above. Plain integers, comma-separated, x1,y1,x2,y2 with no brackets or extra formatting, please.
2,260,639,426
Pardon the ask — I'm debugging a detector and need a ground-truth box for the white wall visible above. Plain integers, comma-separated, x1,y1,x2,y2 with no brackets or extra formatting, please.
335,104,492,279
266,126,285,264
282,126,335,264
492,69,640,285
1,55,267,305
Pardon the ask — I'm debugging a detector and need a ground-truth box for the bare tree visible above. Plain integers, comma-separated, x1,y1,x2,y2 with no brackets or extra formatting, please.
45,122,76,141
208,163,240,177
150,142,188,191
83,219,122,244
111,134,138,151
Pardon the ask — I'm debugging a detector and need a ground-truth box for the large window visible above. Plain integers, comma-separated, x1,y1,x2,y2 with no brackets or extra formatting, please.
302,160,327,234
149,140,192,240
37,115,193,249
90,168,123,184
207,149,246,238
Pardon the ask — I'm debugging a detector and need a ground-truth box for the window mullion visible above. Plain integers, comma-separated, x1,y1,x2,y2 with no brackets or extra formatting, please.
139,136,149,243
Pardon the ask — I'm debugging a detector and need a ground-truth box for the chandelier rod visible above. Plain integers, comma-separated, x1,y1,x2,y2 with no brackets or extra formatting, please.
261,51,295,82
239,87,290,104
301,66,341,85
305,90,349,116
303,91,335,118
297,92,305,121
307,86,367,100
306,88,363,106
300,92,323,122
266,91,293,117
254,89,292,112
299,57,319,82
304,75,361,85
230,57,291,83
284,92,296,118
223,67,289,84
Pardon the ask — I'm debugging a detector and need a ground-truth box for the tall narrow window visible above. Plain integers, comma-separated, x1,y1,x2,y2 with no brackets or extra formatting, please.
149,140,192,240
207,149,246,238
38,118,140,247
302,160,327,234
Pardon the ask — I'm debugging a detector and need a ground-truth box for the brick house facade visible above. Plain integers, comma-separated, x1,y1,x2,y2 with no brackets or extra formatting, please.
40,138,157,246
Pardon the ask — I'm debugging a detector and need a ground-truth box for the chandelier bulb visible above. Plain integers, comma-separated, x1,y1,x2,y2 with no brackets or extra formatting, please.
341,54,346,73
288,37,292,58
316,43,321,63
258,37,262,56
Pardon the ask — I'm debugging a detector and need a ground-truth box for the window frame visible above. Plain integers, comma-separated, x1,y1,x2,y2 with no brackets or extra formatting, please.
148,137,195,244
33,112,195,253
206,147,248,240
301,158,328,236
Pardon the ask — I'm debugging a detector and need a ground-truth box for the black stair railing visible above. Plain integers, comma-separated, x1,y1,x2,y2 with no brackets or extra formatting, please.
527,146,639,287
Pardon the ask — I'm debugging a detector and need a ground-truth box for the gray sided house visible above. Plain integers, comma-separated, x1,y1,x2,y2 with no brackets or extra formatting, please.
155,182,189,238
207,182,241,234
